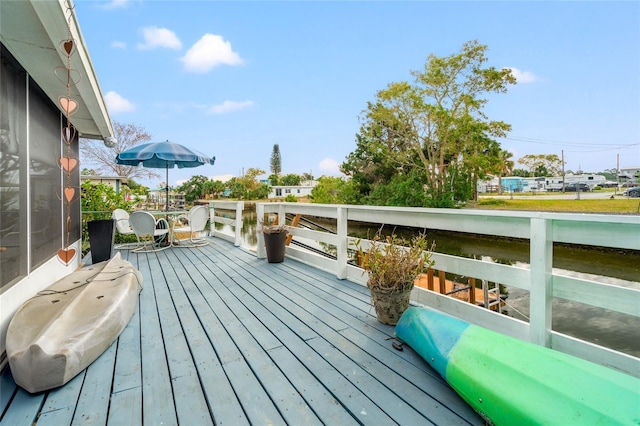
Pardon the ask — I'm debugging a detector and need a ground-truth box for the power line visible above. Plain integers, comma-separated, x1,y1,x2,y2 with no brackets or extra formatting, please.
504,136,639,152
564,144,640,153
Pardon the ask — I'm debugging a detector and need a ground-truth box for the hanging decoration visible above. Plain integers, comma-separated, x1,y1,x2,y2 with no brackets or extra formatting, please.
56,0,80,265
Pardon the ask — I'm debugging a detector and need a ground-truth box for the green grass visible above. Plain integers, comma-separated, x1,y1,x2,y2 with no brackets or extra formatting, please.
473,198,640,214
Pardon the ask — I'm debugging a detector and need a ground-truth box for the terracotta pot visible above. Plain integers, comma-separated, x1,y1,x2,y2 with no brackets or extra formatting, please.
369,285,412,325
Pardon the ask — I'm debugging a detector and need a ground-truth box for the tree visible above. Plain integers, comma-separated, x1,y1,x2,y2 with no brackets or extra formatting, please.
226,177,247,199
238,168,266,192
492,149,514,194
512,168,529,177
176,175,209,202
268,173,280,186
348,40,515,207
270,144,282,177
517,154,562,177
310,176,358,204
280,173,302,186
203,180,227,199
80,122,157,181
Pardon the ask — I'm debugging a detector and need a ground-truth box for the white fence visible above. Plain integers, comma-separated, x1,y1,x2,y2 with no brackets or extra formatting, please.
209,201,640,378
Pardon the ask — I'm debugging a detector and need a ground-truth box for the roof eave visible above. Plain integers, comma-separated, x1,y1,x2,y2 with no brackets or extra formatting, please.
0,0,114,142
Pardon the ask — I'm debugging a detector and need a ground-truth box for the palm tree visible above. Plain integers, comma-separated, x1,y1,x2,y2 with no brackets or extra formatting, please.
495,150,514,195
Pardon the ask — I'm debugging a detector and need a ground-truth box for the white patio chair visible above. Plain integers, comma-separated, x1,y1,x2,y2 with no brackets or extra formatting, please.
128,211,170,252
112,209,139,250
171,205,210,247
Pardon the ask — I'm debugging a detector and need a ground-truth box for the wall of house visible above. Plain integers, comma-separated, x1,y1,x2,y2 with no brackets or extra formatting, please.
267,185,316,199
0,44,81,358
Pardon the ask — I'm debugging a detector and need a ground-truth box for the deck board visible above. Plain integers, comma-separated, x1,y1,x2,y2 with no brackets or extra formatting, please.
201,243,472,425
138,252,178,426
0,237,482,425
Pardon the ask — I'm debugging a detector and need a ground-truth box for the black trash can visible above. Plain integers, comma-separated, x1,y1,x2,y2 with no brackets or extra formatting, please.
88,219,116,263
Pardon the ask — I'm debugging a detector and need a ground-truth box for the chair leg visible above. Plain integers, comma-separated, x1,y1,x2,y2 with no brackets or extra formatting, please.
132,235,170,252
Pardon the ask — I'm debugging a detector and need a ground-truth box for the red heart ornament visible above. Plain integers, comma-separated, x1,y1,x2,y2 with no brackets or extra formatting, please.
63,39,75,55
64,187,75,202
58,96,78,115
57,248,76,264
60,157,78,172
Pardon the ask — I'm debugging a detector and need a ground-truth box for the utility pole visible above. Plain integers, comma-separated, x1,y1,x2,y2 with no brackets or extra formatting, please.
616,154,620,195
561,150,565,193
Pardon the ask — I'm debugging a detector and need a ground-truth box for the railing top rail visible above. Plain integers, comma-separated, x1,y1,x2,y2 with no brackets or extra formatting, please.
258,202,640,224
256,202,640,250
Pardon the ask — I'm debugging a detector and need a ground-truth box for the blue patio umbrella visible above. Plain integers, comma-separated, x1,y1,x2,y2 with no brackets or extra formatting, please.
115,140,215,211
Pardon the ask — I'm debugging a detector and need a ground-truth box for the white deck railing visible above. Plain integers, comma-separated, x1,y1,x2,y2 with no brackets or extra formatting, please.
208,201,245,246
210,201,640,378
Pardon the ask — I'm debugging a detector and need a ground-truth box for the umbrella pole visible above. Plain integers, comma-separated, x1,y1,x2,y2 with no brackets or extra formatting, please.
165,163,169,213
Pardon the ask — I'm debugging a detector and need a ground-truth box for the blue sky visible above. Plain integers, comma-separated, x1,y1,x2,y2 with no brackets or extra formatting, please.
75,0,640,187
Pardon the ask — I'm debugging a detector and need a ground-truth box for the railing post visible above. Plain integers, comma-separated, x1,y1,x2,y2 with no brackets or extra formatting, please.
256,203,265,259
336,206,348,279
208,201,215,237
277,204,286,226
234,201,243,246
529,217,553,347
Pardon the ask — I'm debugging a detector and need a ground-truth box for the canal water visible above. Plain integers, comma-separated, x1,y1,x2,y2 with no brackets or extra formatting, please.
218,210,640,357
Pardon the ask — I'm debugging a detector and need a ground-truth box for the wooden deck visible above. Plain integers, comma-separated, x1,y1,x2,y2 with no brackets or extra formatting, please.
0,238,481,425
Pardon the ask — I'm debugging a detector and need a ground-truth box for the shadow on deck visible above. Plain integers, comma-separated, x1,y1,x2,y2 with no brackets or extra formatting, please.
0,238,481,425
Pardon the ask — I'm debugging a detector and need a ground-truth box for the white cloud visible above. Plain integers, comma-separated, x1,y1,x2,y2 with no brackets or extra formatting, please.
100,0,129,10
138,27,182,50
207,100,254,115
111,41,126,49
105,91,135,113
318,158,341,175
210,174,235,183
181,34,243,73
504,67,538,83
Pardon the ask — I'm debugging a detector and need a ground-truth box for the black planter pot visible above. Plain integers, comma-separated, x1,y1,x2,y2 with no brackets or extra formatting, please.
88,219,116,263
264,232,287,263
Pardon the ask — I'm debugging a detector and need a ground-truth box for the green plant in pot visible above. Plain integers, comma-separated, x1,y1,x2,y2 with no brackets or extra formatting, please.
357,232,434,325
260,219,290,263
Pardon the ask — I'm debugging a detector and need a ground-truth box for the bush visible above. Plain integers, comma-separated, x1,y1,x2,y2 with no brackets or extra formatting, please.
284,194,298,202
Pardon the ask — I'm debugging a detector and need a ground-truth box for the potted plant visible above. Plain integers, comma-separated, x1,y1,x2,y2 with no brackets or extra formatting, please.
260,218,290,263
357,232,434,325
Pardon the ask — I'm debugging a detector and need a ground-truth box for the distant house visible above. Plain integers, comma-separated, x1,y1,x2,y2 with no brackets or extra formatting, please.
499,177,528,192
267,181,318,199
619,167,640,182
148,188,186,210
0,1,114,363
80,175,128,193
479,174,608,193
